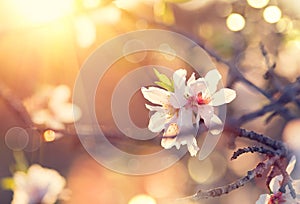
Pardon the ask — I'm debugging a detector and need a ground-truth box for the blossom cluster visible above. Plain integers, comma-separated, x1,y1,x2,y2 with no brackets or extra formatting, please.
256,156,300,204
141,69,236,157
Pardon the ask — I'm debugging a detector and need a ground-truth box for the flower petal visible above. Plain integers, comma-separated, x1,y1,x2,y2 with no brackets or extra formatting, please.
173,69,186,96
204,69,221,95
209,114,223,135
161,137,177,149
169,92,187,108
141,87,170,105
197,105,214,128
148,111,166,133
187,72,196,86
270,175,283,193
255,194,271,204
145,104,164,112
187,78,207,96
210,88,236,106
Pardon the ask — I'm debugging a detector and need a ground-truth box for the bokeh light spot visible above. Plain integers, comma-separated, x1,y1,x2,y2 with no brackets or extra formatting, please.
226,13,246,32
247,0,269,9
43,129,56,142
123,40,147,63
188,156,213,183
283,119,300,150
5,127,29,151
74,15,97,48
263,6,282,24
128,194,156,204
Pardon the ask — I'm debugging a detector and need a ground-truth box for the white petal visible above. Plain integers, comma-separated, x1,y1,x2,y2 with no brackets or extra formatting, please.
286,155,296,175
197,105,214,128
292,179,300,195
255,194,271,204
145,104,164,112
141,87,170,105
148,111,166,133
270,175,283,193
209,114,223,135
176,109,199,156
169,92,187,108
187,137,199,156
161,137,177,149
210,88,236,106
187,78,207,96
173,69,186,97
204,69,221,95
187,72,196,86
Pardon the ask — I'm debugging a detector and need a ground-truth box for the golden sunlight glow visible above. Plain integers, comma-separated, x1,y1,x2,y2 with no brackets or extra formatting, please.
83,0,101,9
74,15,97,48
114,0,140,10
247,0,269,9
226,13,246,32
263,6,282,24
43,130,56,142
128,194,156,204
11,0,74,25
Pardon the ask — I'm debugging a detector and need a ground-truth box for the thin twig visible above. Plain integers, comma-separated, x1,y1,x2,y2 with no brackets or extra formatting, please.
183,156,279,200
231,146,279,160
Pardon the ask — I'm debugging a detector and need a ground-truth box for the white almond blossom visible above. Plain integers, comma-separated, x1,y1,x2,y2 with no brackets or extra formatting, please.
24,85,81,131
186,69,236,134
256,155,300,204
141,69,199,156
141,68,236,157
12,164,67,204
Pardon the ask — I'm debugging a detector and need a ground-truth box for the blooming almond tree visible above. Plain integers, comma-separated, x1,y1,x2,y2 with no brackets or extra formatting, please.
256,156,300,204
141,68,236,157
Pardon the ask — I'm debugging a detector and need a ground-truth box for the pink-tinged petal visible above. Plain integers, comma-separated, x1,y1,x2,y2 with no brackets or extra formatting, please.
209,114,223,135
187,79,207,96
141,87,170,105
210,88,236,106
173,69,187,97
286,155,296,175
197,105,214,128
204,69,221,95
255,194,271,204
145,104,164,112
148,111,166,133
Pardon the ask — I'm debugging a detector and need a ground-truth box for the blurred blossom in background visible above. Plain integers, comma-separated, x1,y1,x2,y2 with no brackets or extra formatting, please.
0,0,299,204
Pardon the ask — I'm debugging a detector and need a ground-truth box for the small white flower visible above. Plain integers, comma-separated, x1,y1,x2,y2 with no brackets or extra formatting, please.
24,85,81,131
141,69,199,156
256,156,300,204
12,164,67,204
186,69,236,134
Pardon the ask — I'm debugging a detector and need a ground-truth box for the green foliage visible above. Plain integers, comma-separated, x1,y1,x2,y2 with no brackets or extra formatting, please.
153,68,174,92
